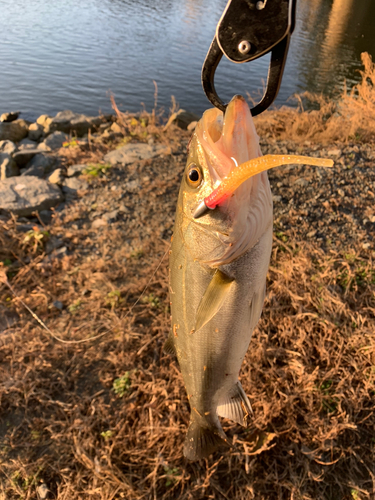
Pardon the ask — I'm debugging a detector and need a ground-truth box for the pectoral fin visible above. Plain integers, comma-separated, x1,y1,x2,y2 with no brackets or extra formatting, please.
217,381,253,426
194,270,234,333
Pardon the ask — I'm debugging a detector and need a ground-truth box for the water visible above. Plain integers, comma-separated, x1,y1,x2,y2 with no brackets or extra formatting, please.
0,0,374,120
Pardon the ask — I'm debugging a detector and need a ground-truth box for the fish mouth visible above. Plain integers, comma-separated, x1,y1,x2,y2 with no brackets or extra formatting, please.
193,96,334,219
217,95,261,170
193,95,261,219
195,94,261,182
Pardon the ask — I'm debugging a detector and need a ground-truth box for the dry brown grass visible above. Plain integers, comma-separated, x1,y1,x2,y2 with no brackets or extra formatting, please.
254,52,375,144
1,66,375,498
0,199,374,499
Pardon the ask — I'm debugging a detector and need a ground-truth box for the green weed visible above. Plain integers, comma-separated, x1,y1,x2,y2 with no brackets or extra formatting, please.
106,290,122,308
141,293,160,309
100,430,114,440
68,300,82,315
113,372,132,397
116,136,132,149
63,137,79,148
318,380,339,413
130,248,144,260
84,163,112,177
12,470,40,491
275,231,289,243
164,466,179,487
23,228,50,252
30,430,41,441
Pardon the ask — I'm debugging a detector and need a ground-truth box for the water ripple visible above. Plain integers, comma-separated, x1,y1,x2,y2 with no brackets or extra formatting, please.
0,0,373,118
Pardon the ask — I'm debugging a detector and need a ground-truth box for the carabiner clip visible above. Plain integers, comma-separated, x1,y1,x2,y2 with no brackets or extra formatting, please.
202,0,297,116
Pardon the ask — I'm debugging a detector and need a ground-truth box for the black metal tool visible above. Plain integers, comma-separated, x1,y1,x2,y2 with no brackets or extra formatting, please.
202,0,297,115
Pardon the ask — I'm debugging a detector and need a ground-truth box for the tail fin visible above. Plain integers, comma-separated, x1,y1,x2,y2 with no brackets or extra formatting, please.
184,418,228,461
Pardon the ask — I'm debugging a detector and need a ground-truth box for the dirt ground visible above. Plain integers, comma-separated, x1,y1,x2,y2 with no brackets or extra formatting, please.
0,121,374,500
1,64,375,499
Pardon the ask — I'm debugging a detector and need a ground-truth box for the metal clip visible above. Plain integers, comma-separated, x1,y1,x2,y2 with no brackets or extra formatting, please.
202,0,297,115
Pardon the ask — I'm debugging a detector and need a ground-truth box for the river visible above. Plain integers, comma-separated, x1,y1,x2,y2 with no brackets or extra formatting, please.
0,0,374,119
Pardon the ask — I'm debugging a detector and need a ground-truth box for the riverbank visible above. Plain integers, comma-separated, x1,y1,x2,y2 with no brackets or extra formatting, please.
0,97,374,499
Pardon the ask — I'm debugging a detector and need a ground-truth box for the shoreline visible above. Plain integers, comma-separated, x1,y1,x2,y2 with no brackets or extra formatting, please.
0,105,374,246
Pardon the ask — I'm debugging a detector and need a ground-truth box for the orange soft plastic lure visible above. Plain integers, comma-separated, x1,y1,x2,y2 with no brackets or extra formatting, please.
194,155,334,218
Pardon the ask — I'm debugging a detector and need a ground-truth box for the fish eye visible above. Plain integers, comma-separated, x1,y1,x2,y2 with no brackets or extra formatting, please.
187,164,202,188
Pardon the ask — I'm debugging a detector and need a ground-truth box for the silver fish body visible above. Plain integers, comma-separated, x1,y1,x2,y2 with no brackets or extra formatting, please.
166,95,273,460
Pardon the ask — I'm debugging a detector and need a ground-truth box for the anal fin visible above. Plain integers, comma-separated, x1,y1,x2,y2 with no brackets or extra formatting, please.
217,381,253,426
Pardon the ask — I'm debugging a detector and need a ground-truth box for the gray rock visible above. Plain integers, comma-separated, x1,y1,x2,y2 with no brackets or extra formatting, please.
40,131,67,150
13,148,44,167
45,236,64,254
110,122,123,134
53,246,68,258
102,210,119,222
0,153,19,179
15,223,36,233
187,121,197,131
0,176,63,216
48,168,64,184
125,180,140,192
28,122,44,141
0,140,17,154
24,153,55,173
0,111,20,123
62,177,89,195
104,143,171,166
49,110,102,136
163,109,200,131
52,301,64,311
21,164,45,178
295,178,309,187
67,164,87,177
327,148,342,156
0,305,19,333
36,483,49,500
39,209,53,224
0,119,28,142
18,138,38,150
101,129,118,142
92,218,107,229
99,122,111,132
36,114,53,131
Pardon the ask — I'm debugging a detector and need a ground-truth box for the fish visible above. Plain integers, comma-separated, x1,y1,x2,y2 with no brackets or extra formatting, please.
165,95,333,461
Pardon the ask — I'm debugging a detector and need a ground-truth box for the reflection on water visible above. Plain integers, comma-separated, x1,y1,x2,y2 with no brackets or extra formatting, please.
284,0,375,101
0,0,373,118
